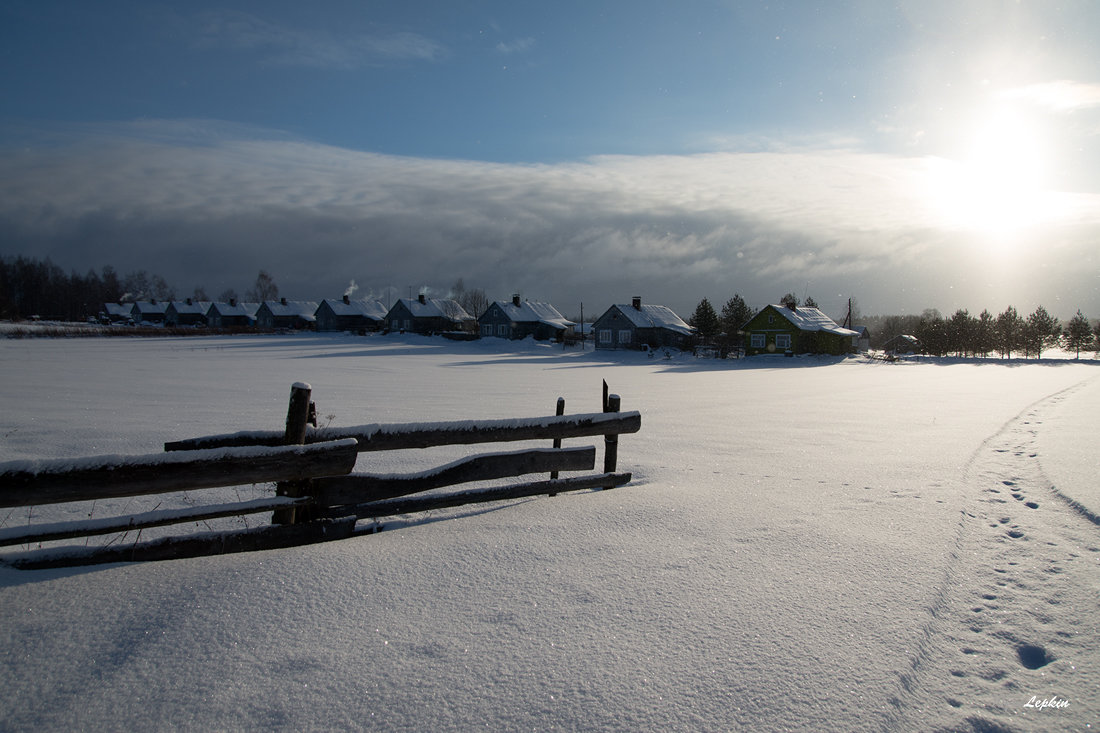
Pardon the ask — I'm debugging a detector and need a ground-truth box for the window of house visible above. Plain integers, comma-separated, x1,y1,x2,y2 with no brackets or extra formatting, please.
403,319,411,330
776,334,792,350
767,315,775,324
392,319,400,330
618,329,632,344
481,324,494,337
750,333,765,348
497,324,508,337
599,329,612,344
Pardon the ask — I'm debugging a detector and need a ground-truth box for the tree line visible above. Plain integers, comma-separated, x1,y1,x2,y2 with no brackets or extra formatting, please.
910,306,1097,359
687,292,1099,359
0,256,283,321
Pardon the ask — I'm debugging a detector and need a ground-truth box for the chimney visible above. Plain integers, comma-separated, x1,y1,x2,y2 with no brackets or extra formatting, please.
280,297,287,306
186,297,192,306
512,294,521,307
418,293,427,304
786,301,797,311
632,296,642,310
230,298,237,307
343,294,350,305
150,298,157,305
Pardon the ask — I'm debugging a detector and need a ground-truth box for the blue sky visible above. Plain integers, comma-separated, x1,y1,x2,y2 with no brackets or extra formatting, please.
2,1,1100,320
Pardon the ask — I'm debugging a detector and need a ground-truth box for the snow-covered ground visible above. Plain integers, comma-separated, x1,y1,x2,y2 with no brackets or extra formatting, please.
1,333,1097,732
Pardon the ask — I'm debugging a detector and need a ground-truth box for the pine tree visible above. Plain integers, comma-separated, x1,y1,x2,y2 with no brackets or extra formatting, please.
719,295,753,354
975,309,995,357
1024,305,1060,359
995,306,1024,358
690,298,721,343
1064,310,1093,358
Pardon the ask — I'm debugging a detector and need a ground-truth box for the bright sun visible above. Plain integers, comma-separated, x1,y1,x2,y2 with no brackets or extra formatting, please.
928,107,1059,242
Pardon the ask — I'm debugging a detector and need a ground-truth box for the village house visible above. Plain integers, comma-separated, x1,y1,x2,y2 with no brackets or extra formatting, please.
385,294,476,335
102,303,133,324
205,300,258,329
741,302,858,356
130,300,167,324
591,297,695,351
478,295,575,341
315,296,389,332
255,299,319,331
164,299,210,327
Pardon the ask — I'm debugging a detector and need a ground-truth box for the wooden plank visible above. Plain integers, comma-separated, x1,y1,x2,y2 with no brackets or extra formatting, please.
0,496,311,547
164,411,642,452
334,472,633,520
313,446,595,506
5,517,357,570
0,439,359,509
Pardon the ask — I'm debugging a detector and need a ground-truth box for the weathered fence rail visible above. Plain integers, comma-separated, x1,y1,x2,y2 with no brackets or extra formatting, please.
0,381,641,569
163,411,641,452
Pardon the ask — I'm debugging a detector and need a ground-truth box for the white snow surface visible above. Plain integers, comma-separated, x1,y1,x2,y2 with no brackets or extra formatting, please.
0,333,1097,732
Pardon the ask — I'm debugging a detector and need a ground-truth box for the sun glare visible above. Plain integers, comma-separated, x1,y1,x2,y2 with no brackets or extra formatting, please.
927,107,1060,245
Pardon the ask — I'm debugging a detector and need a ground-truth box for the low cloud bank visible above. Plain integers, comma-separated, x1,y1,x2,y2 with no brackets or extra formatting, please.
2,121,1097,318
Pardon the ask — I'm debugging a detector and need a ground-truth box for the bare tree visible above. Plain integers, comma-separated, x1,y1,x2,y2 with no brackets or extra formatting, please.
246,270,279,302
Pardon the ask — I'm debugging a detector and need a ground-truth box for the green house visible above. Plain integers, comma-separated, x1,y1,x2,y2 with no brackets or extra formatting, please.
741,303,858,356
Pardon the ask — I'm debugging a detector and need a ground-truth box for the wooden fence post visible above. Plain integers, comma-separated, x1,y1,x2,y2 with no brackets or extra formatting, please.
549,396,566,491
603,387,620,487
273,382,313,524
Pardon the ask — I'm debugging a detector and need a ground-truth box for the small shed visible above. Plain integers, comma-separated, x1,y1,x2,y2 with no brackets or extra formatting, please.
882,334,921,355
315,296,389,332
255,299,319,331
742,303,857,356
385,294,476,335
206,300,258,329
850,325,871,352
478,295,575,341
164,299,210,327
592,297,695,351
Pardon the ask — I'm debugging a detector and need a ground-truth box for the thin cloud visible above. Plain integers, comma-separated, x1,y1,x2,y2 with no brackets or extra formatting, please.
496,37,536,55
195,10,445,68
998,80,1100,112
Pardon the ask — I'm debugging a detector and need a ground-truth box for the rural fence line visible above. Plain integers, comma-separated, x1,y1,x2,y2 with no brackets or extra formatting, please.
0,382,641,569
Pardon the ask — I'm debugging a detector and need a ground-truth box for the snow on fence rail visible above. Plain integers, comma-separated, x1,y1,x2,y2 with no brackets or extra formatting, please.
0,382,641,569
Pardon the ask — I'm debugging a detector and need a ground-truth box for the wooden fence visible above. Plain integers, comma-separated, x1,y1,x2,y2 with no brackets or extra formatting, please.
0,382,641,569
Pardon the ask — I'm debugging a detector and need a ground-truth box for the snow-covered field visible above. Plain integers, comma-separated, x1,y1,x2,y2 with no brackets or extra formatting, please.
1,333,1097,732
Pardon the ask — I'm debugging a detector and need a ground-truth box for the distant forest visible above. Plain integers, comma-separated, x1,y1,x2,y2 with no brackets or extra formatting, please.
4,255,1099,357
0,256,245,322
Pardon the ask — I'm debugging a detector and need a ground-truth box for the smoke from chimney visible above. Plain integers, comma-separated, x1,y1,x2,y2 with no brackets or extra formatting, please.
344,280,358,298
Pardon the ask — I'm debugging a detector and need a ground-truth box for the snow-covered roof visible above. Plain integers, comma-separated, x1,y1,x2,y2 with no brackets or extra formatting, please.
321,298,388,320
208,301,259,317
103,303,131,317
491,300,575,330
131,301,168,315
396,298,473,323
614,303,694,337
167,300,210,315
261,300,318,321
766,305,858,337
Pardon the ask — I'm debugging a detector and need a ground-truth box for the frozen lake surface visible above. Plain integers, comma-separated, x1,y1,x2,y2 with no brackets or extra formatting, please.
1,333,1097,731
